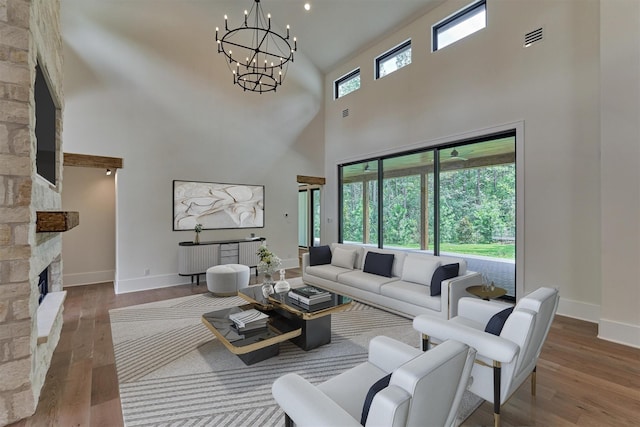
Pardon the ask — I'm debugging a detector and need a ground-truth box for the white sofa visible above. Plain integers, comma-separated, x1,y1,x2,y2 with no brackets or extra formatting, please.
302,243,481,319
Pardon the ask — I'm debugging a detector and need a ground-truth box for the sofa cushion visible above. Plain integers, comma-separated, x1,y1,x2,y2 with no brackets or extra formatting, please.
305,264,352,282
309,245,332,266
380,281,441,311
332,247,357,269
435,256,468,275
339,271,397,294
363,252,395,277
363,248,406,277
430,263,460,296
361,373,392,425
485,307,514,336
331,243,365,269
401,256,441,286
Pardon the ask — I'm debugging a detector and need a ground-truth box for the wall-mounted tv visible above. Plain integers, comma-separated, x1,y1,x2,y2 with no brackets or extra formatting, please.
35,63,57,186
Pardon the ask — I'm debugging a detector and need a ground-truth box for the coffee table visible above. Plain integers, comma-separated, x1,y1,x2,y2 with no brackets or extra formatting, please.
266,288,353,351
202,284,352,365
201,304,301,365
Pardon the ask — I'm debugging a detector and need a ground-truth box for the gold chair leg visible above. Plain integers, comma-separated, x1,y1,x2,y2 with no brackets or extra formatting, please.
531,366,537,396
494,412,500,427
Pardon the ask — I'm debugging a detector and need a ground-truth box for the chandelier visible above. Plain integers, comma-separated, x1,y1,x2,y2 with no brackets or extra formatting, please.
216,0,297,94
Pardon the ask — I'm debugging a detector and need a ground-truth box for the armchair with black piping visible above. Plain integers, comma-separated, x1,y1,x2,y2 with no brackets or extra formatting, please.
413,286,559,427
272,336,476,427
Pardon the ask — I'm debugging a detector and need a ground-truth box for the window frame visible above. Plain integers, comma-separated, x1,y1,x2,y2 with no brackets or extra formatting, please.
334,68,361,99
375,39,412,80
337,129,518,301
432,0,486,52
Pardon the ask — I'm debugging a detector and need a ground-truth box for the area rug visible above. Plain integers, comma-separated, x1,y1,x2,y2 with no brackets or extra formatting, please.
110,291,483,426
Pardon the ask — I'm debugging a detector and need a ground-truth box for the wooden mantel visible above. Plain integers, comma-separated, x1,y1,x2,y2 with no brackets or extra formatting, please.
63,152,123,169
36,211,79,233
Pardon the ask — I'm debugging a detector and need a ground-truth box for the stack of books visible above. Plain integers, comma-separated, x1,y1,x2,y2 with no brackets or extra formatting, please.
228,308,269,333
288,286,331,306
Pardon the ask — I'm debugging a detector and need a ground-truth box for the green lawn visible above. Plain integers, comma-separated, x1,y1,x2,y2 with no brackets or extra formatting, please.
440,243,515,259
386,242,515,259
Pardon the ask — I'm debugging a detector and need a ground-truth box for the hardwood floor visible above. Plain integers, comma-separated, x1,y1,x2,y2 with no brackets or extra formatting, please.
9,273,640,426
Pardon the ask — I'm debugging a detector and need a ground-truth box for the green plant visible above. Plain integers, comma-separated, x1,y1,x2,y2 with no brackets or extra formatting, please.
257,245,281,273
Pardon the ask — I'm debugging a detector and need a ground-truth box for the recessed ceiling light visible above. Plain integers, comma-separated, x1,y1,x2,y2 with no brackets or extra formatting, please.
304,3,311,11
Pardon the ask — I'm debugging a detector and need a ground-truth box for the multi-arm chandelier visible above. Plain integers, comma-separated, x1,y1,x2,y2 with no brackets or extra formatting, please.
216,0,297,94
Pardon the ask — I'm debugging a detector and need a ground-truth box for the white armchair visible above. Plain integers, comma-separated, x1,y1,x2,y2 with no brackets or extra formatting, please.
413,287,559,427
272,336,476,427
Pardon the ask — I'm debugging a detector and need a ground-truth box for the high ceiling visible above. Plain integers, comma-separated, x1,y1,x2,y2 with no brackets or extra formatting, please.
60,0,446,73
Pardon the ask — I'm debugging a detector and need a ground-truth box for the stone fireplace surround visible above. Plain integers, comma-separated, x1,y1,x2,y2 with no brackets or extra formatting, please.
0,0,67,425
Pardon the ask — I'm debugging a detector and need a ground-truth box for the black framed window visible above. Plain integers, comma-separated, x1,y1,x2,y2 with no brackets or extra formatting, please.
433,0,486,51
376,40,412,79
338,130,517,300
334,68,360,99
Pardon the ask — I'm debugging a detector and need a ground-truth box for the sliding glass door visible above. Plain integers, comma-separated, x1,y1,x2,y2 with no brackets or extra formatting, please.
338,131,516,298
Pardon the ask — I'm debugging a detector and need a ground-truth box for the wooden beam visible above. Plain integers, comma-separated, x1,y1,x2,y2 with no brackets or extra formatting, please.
36,211,79,233
297,175,325,185
63,153,123,169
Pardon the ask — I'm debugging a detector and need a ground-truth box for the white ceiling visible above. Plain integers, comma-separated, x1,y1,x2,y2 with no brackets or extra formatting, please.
61,0,446,73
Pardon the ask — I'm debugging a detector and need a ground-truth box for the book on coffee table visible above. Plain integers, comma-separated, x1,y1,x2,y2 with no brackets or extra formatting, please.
288,286,331,305
229,308,269,330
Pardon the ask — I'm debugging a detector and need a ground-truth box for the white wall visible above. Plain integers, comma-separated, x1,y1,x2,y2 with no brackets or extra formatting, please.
323,1,604,324
599,1,640,348
61,166,116,286
61,1,324,293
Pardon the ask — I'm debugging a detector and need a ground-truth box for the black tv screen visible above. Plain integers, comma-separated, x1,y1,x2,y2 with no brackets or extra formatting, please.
35,63,57,186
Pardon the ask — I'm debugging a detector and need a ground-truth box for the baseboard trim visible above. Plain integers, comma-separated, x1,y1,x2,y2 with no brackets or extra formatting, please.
557,296,600,323
63,270,115,287
115,273,193,294
598,318,640,349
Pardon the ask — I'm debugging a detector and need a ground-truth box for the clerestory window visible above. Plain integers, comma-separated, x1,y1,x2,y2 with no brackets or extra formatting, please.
334,69,360,99
433,0,486,51
376,40,412,79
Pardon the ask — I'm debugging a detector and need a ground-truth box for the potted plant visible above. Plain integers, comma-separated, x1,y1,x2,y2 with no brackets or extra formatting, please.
194,223,203,244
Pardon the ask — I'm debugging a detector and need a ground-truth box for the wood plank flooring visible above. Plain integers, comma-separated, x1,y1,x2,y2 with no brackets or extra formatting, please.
8,272,640,426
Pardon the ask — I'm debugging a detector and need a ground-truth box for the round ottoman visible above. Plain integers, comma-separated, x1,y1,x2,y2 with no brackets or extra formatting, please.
206,264,250,296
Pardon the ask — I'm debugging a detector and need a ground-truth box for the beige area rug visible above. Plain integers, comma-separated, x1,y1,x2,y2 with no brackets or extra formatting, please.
109,289,482,426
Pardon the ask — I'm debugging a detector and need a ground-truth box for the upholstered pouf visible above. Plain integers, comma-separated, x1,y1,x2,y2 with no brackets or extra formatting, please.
205,264,250,296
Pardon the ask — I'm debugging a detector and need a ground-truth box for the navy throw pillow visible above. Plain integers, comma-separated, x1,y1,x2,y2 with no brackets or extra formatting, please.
360,373,392,425
309,245,332,266
430,263,460,296
485,307,514,336
363,252,394,278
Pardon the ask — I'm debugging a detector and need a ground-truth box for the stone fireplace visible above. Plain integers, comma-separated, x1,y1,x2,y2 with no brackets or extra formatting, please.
0,0,69,425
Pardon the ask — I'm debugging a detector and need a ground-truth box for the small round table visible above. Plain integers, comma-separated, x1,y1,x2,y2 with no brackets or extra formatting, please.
466,285,507,301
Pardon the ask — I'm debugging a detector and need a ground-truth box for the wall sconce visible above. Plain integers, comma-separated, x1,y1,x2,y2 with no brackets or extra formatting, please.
106,169,112,176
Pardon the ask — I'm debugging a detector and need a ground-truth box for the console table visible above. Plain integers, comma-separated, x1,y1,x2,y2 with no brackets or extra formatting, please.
178,238,265,285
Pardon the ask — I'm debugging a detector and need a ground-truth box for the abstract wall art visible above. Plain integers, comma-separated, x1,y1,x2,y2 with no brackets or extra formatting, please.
173,180,264,230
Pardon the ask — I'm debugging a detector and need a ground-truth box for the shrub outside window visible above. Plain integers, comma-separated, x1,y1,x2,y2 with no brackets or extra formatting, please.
376,40,412,79
335,69,360,99
433,0,486,51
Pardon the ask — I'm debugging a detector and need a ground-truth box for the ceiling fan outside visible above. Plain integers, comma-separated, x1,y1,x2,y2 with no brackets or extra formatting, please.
449,148,468,161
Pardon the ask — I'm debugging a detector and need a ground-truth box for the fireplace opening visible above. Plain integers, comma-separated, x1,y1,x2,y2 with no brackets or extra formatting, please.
38,267,49,304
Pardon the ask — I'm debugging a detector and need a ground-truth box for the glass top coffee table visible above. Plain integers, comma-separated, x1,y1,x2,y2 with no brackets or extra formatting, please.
202,284,352,365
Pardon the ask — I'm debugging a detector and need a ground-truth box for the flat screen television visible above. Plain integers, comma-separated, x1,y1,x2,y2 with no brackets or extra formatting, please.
35,63,57,186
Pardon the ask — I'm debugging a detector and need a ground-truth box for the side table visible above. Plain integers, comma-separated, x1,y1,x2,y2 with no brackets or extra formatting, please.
466,285,507,301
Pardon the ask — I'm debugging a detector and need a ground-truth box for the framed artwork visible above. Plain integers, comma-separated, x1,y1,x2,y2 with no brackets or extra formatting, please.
173,180,264,230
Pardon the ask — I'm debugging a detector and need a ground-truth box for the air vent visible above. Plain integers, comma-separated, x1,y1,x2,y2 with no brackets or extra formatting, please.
524,27,543,47
342,108,349,118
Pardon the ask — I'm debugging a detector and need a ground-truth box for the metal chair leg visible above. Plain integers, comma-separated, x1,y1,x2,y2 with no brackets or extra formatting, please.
421,333,430,351
284,413,293,427
531,365,537,396
493,361,502,427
